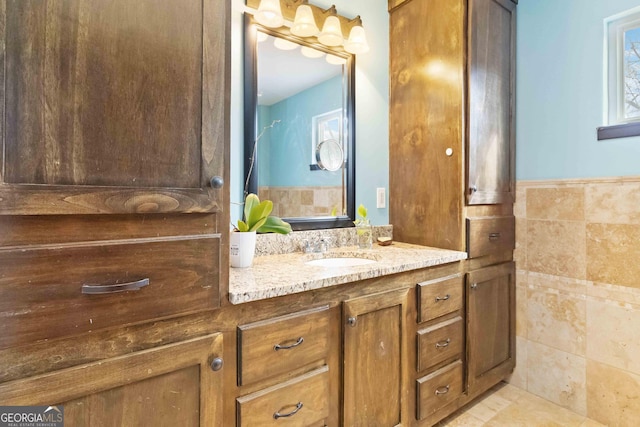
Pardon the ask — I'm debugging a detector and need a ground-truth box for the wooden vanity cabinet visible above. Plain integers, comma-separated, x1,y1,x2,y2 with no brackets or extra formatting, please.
0,0,230,424
389,0,517,423
343,288,410,426
467,262,516,396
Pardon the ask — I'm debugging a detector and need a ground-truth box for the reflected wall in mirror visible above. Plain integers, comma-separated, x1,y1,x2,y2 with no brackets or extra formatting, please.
244,16,355,230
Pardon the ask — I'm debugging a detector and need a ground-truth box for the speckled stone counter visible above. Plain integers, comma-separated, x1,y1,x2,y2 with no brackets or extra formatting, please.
229,242,467,305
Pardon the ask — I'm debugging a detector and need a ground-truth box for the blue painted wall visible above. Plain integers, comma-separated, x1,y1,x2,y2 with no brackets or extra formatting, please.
231,0,389,225
517,0,640,180
259,75,343,187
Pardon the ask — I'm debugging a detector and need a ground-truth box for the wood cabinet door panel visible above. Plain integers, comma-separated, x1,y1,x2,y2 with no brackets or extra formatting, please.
343,288,409,427
467,0,516,205
467,262,515,393
0,333,225,426
0,0,229,215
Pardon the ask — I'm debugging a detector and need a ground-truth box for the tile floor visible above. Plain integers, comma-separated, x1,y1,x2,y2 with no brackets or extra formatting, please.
436,382,607,427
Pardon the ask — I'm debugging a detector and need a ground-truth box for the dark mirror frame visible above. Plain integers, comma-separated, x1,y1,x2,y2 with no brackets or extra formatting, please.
243,14,356,231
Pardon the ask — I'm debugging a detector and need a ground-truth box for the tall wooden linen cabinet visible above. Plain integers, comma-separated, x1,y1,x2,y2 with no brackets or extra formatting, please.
389,0,517,423
0,1,229,425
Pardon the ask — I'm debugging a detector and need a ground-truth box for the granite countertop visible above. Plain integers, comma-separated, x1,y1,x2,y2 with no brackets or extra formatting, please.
228,242,467,305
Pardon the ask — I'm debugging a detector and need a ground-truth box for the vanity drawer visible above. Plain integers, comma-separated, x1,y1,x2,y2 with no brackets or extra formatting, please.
0,235,220,349
466,216,515,258
417,274,463,323
238,306,330,386
236,366,329,427
416,360,464,421
417,316,464,372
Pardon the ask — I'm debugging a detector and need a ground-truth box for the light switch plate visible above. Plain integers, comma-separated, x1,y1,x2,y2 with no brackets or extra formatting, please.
376,187,386,208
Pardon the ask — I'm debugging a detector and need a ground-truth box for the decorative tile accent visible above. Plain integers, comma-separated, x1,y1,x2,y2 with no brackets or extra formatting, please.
586,297,640,376
527,187,585,221
586,360,640,426
586,223,640,289
526,219,586,280
526,341,587,416
527,285,586,356
585,181,640,225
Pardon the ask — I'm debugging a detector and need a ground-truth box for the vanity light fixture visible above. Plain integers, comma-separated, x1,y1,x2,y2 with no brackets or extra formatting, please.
248,0,370,55
254,0,284,28
317,14,343,47
290,4,319,37
344,17,370,55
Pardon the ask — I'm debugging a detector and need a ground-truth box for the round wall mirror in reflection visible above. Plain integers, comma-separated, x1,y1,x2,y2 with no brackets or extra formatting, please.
316,139,344,171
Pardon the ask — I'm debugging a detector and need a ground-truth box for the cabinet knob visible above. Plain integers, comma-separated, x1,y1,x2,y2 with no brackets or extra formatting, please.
347,316,357,327
471,283,478,290
210,176,224,189
470,185,478,193
210,357,223,372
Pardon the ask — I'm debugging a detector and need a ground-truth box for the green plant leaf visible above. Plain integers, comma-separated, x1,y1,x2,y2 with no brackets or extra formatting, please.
258,216,292,234
247,200,273,229
243,193,260,225
357,204,367,219
247,217,268,232
236,220,249,232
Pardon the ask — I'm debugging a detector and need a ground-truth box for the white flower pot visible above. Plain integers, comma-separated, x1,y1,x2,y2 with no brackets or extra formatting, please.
230,231,257,268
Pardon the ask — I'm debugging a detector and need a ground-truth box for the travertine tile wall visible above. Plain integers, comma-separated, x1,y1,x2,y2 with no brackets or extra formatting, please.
509,176,640,426
258,186,343,217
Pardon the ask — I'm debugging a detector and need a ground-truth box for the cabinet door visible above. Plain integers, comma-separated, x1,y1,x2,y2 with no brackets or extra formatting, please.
343,288,409,427
467,0,516,205
1,0,228,216
0,333,225,427
467,262,515,395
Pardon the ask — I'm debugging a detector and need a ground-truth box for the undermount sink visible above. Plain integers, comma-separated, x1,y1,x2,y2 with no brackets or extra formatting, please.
305,257,377,268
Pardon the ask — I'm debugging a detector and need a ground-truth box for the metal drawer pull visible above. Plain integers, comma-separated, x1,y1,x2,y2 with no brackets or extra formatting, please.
274,402,303,419
471,283,478,290
435,294,450,302
488,232,501,241
434,385,450,396
82,278,149,295
274,337,304,351
435,338,451,349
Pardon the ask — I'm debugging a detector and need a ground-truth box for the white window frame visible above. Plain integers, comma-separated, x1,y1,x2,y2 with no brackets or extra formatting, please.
604,6,640,126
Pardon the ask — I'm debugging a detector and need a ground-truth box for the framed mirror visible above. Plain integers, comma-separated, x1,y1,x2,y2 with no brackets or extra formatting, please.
243,15,355,230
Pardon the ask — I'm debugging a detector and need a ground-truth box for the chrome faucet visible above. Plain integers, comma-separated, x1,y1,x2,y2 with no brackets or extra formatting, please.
304,239,328,253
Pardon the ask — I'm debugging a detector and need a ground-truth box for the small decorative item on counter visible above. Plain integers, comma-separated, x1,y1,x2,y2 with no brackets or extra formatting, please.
230,193,292,268
354,203,372,250
377,236,393,246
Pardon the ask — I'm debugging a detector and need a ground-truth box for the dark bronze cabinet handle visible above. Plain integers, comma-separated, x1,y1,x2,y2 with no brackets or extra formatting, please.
274,402,303,419
434,385,450,396
435,338,451,349
488,232,501,241
210,176,224,188
274,337,304,351
435,294,450,302
82,278,149,295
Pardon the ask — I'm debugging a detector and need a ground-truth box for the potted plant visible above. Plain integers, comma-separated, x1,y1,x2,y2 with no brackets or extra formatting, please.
230,193,292,268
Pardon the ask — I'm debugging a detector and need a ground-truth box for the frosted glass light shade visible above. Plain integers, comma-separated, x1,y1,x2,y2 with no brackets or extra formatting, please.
291,5,319,37
318,16,343,46
254,0,283,28
274,37,298,51
301,46,325,58
344,25,370,54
